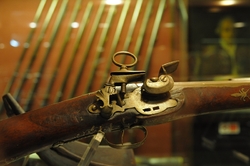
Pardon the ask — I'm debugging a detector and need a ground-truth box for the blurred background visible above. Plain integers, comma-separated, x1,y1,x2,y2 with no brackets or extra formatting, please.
0,0,250,165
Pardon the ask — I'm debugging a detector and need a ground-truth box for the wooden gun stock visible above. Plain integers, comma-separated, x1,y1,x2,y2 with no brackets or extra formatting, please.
1,80,250,165
0,93,94,164
0,92,139,165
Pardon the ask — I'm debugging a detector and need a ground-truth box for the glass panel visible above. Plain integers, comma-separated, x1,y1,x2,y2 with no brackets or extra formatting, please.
187,1,250,166
189,1,250,81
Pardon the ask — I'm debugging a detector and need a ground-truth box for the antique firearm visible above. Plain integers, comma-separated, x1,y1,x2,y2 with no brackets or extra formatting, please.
1,51,250,165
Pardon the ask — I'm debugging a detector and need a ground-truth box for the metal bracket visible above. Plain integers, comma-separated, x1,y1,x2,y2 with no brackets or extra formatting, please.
2,93,25,117
78,131,105,166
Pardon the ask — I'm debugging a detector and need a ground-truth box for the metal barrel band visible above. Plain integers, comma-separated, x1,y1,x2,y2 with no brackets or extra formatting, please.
104,126,148,149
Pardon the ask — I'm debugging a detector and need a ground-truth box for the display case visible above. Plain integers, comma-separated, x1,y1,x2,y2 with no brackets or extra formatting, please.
1,0,250,166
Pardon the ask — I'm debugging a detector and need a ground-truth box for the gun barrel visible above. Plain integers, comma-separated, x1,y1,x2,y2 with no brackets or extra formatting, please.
140,80,250,126
176,81,250,115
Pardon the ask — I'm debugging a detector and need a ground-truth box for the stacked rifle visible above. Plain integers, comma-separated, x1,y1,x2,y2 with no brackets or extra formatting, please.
0,0,168,115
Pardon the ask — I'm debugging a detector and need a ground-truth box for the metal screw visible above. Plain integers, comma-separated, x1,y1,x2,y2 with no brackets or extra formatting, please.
88,104,99,114
107,86,115,93
159,75,169,82
92,105,97,110
150,77,159,82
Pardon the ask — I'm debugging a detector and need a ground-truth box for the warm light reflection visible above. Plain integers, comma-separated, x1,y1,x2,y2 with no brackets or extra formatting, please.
164,22,175,28
43,42,50,48
0,43,5,49
99,23,109,28
220,0,236,6
10,40,19,47
208,7,221,13
234,22,246,28
71,22,79,28
29,22,37,28
105,0,123,5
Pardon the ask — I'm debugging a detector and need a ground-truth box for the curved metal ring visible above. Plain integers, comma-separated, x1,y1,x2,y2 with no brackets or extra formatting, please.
104,126,148,149
112,51,137,68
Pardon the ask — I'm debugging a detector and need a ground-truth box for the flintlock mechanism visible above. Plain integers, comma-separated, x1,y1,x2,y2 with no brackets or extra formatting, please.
88,51,179,119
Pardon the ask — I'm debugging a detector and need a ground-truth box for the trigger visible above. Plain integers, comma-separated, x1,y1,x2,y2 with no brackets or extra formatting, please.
104,126,148,149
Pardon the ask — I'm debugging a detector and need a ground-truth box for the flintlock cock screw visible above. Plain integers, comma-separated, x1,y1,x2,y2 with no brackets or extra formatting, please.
150,77,159,82
159,75,169,82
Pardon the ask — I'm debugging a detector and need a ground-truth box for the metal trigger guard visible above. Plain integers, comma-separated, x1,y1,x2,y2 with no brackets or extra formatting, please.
104,126,148,149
